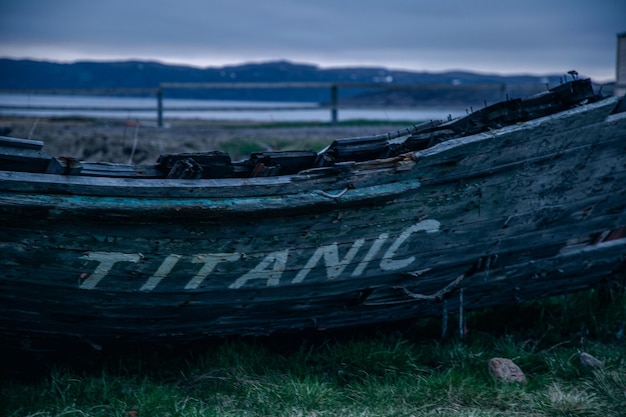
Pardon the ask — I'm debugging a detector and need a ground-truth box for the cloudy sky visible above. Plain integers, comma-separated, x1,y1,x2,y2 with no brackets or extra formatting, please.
0,0,624,81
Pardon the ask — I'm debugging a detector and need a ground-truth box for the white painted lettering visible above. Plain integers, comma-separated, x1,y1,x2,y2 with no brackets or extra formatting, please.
380,219,441,271
229,250,289,289
185,253,241,290
80,252,142,289
140,254,182,291
352,233,389,276
292,239,365,283
78,219,442,291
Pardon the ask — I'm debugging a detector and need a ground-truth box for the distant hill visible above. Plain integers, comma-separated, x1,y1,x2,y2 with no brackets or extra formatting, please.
0,58,609,105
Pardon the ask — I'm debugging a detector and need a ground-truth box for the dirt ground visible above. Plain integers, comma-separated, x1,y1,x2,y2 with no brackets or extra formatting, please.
1,116,411,164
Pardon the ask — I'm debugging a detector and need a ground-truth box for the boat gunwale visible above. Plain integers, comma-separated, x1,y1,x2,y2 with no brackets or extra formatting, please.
0,96,619,199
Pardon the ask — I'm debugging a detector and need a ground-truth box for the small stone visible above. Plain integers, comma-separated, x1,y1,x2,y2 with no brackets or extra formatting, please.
488,357,527,383
579,352,604,369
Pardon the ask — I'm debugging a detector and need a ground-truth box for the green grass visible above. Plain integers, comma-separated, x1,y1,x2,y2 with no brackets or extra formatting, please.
2,285,626,417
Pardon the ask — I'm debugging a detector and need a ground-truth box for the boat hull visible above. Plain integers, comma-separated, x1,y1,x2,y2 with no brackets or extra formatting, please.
1,96,625,344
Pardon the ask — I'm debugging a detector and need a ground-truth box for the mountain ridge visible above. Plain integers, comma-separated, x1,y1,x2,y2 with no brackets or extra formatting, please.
0,58,610,105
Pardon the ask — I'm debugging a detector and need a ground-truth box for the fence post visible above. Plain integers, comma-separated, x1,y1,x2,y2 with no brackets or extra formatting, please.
330,84,338,125
157,87,163,127
500,83,507,101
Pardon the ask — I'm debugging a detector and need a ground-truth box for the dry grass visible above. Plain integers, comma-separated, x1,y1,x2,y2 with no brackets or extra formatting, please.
1,116,408,163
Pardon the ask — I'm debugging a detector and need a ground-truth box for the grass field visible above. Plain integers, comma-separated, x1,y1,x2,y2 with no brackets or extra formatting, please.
2,285,625,417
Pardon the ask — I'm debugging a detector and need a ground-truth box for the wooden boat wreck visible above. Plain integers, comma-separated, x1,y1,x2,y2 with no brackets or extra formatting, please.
1,78,625,346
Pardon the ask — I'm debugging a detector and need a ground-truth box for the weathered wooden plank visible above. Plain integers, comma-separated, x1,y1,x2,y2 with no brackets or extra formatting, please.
79,162,161,178
0,136,44,150
0,146,52,173
1,237,622,341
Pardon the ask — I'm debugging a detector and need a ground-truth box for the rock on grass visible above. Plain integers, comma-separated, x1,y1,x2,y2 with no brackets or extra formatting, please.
488,357,527,384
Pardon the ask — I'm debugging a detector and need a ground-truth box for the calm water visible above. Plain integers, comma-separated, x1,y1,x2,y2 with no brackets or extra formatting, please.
0,93,465,123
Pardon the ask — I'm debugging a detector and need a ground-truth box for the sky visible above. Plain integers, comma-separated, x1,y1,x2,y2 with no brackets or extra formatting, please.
0,0,624,82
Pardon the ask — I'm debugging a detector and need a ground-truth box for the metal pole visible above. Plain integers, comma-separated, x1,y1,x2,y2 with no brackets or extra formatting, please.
157,87,163,127
330,84,338,125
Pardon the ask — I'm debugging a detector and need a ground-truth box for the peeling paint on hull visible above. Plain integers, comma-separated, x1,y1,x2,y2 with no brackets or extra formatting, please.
1,81,625,345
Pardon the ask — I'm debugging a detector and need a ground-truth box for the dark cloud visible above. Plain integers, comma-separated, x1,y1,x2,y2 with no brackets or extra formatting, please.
0,0,624,80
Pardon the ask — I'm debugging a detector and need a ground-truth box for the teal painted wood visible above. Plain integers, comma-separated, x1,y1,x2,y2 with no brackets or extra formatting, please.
1,81,625,346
